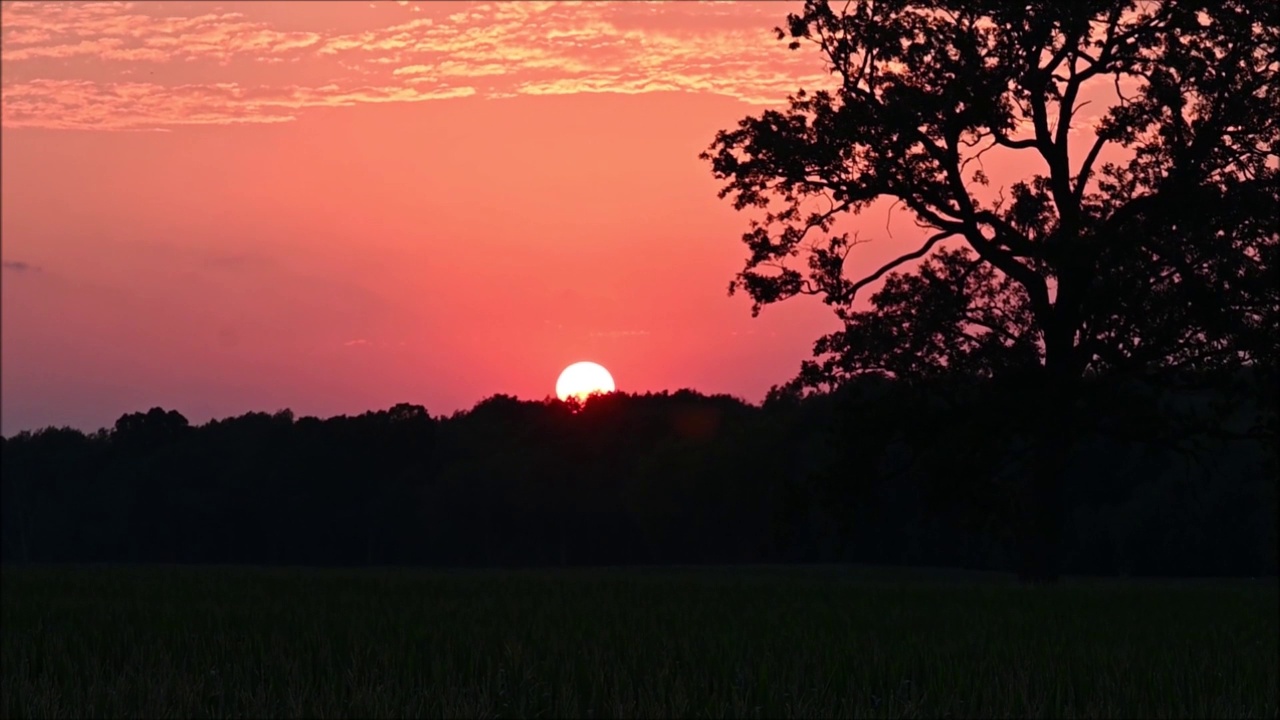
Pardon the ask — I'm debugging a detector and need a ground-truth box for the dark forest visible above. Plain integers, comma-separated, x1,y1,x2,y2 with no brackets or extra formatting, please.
4,370,1273,577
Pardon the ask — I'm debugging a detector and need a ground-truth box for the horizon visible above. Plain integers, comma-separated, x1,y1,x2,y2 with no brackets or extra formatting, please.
2,383,755,437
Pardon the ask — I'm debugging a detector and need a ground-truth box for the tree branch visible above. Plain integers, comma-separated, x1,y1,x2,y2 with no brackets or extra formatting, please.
991,127,1039,150
847,229,954,301
1074,131,1109,203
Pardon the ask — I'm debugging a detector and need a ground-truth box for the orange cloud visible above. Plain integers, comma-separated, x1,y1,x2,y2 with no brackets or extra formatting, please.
2,1,828,130
1,78,474,130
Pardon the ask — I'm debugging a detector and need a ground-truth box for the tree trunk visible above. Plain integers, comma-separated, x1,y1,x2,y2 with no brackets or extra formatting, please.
1016,453,1066,583
559,521,567,567
1015,367,1075,584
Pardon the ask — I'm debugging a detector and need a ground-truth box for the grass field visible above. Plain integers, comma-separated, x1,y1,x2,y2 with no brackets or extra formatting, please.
2,565,1276,718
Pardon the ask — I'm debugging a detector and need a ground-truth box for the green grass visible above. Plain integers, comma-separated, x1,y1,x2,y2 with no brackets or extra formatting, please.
2,565,1276,718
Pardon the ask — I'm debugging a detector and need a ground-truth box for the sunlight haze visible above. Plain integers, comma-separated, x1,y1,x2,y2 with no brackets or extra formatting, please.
0,0,1129,433
0,0,848,433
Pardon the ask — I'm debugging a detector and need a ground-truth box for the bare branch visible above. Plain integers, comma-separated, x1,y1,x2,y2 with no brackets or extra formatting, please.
1074,131,1109,203
991,128,1039,150
847,229,954,301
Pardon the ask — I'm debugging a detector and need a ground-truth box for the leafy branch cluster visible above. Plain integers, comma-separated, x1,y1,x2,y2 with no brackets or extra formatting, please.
702,0,1278,388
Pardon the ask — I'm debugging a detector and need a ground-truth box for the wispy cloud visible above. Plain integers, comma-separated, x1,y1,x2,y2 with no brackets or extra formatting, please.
2,1,828,130
3,78,474,130
2,260,43,273
1,4,324,64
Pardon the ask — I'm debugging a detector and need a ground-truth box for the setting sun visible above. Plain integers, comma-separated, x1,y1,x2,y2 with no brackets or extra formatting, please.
556,361,616,402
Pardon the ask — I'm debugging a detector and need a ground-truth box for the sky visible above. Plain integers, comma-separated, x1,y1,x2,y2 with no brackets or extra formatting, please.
0,0,1122,434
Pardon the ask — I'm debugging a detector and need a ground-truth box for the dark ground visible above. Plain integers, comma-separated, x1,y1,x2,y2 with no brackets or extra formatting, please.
3,564,1276,718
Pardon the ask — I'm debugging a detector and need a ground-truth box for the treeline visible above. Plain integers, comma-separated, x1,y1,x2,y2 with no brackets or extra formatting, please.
1,373,1275,576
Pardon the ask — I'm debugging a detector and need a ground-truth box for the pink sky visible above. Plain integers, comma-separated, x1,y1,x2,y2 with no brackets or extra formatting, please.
1,1,1123,434
0,1,850,433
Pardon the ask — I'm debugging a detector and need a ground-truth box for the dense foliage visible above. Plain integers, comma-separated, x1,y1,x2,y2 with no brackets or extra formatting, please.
702,0,1279,579
2,375,1273,576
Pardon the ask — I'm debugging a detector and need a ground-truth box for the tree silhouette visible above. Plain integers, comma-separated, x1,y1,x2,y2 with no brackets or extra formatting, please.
1,385,1273,575
702,0,1278,581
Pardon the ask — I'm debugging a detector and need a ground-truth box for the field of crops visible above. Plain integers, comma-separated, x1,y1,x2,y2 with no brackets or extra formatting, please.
2,565,1276,718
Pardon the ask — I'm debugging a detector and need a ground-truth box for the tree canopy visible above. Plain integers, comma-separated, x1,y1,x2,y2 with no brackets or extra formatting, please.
703,0,1278,392
702,0,1278,580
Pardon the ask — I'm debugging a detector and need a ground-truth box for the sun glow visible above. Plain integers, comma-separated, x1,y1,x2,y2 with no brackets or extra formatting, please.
555,361,616,402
